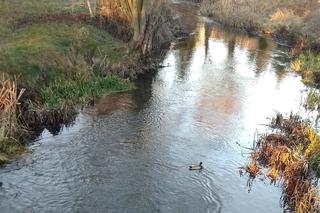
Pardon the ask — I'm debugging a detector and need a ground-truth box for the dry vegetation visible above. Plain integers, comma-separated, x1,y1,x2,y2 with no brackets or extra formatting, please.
241,114,320,212
200,0,320,44
0,75,24,140
0,75,25,163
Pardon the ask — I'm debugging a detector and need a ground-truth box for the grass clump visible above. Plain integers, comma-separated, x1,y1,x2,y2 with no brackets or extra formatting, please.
241,114,320,212
41,74,132,109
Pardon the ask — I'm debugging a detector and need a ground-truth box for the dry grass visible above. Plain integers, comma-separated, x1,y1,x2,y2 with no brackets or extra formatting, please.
200,0,261,31
241,113,320,212
0,75,25,164
0,75,25,140
200,0,320,42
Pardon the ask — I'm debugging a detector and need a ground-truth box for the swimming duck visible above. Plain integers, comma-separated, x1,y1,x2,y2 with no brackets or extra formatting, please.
189,162,203,170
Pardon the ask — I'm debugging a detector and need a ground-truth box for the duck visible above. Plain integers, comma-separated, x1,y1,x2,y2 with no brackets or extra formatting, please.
189,162,203,170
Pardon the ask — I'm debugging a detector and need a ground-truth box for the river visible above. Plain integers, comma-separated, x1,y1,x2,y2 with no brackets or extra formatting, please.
0,2,308,213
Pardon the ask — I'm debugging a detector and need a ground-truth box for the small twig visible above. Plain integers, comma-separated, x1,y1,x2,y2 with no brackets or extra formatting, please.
236,141,254,150
86,0,94,18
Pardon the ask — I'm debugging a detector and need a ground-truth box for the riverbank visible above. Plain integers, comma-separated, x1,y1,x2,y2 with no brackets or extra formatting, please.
242,114,320,212
0,0,169,164
199,0,320,53
197,0,320,210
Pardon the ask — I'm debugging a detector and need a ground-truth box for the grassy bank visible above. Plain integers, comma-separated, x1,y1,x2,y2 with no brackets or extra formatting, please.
0,0,91,38
0,0,136,163
1,22,131,88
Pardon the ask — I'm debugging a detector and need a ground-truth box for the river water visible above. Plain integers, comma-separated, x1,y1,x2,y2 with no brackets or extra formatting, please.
0,2,308,213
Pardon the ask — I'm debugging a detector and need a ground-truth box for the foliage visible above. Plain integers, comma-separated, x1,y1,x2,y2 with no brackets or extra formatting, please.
291,51,320,88
241,114,320,212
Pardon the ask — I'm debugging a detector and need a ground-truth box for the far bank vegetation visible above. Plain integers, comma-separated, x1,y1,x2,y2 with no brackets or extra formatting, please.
200,0,320,45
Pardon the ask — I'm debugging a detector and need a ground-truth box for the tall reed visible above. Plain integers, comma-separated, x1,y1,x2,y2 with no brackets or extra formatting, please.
0,75,25,141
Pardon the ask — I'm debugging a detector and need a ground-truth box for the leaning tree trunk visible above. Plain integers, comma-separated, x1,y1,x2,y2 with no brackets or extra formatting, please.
97,0,175,55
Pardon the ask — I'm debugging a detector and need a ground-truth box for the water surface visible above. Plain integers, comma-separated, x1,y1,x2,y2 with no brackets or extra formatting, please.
0,2,307,213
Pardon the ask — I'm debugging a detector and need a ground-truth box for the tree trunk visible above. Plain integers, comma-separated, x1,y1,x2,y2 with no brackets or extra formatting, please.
97,0,174,55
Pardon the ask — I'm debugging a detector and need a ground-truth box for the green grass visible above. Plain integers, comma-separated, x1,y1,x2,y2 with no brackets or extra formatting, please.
0,0,89,19
0,22,130,88
0,0,134,109
41,74,132,109
0,21,133,109
0,0,90,38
